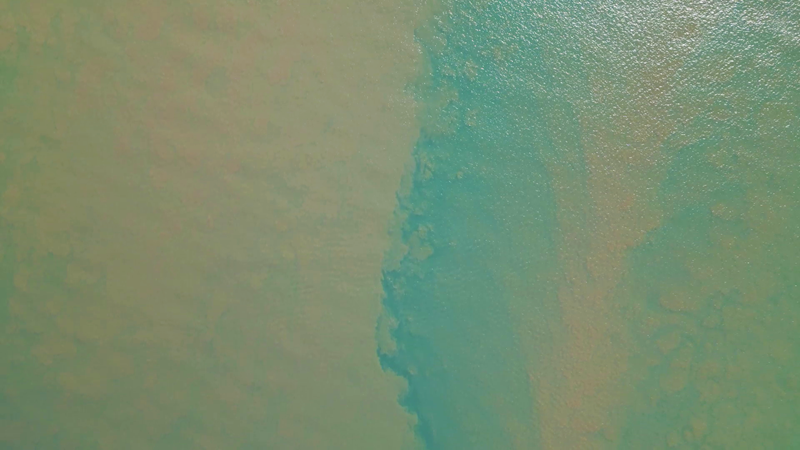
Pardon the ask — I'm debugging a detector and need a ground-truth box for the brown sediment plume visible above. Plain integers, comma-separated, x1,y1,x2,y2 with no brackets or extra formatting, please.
0,1,427,448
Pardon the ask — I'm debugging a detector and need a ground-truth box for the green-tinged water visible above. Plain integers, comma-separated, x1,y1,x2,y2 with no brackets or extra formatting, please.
1,0,798,449
381,0,800,448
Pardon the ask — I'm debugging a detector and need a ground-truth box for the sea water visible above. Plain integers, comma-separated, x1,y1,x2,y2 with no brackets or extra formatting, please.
381,0,800,448
0,0,798,449
0,1,424,449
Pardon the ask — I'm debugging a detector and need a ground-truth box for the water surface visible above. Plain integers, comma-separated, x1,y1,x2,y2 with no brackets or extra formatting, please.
381,0,800,448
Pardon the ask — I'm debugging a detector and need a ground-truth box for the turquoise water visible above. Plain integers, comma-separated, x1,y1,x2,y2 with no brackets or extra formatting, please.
381,0,800,448
381,3,559,448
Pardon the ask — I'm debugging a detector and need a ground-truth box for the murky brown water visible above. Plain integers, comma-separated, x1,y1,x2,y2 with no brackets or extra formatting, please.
0,1,426,448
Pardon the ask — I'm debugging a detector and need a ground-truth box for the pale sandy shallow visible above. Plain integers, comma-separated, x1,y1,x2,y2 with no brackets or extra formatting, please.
0,1,428,448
